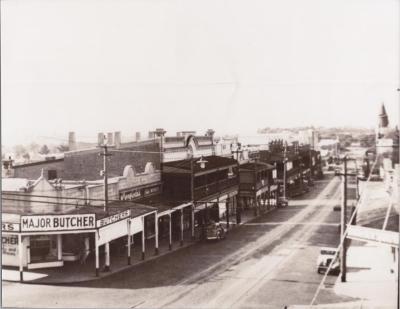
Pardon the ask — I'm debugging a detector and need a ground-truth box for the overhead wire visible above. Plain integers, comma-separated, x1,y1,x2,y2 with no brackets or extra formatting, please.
309,154,380,306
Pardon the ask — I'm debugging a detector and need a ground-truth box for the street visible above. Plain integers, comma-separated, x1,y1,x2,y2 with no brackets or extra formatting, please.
2,174,357,308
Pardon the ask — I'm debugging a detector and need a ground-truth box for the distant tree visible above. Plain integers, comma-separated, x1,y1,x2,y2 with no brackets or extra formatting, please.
13,145,27,158
57,144,69,153
28,142,40,153
22,153,30,162
39,144,50,155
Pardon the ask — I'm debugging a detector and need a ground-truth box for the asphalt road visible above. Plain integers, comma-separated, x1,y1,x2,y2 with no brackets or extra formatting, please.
3,174,358,309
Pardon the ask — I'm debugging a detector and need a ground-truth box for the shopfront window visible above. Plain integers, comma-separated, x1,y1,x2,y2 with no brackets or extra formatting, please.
30,235,58,263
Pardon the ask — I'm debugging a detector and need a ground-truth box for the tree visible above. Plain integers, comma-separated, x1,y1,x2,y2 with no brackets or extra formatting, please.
22,153,30,162
28,142,40,153
57,144,69,153
39,144,50,155
13,145,27,158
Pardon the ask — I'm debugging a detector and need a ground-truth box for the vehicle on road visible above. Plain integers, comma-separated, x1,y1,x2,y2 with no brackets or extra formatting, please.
204,221,226,241
277,197,289,208
317,247,340,275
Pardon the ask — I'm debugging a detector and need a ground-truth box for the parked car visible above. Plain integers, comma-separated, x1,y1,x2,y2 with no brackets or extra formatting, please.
277,197,289,208
204,222,226,241
317,247,340,275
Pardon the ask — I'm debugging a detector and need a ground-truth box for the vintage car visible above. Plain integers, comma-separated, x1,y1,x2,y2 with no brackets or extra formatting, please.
277,197,289,208
204,222,226,241
317,247,340,275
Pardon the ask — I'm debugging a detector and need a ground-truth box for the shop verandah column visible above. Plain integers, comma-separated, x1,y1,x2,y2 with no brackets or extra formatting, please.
155,213,159,255
180,209,184,247
104,242,110,272
18,234,24,282
168,213,172,251
127,219,131,265
95,231,99,277
191,205,195,240
141,216,145,260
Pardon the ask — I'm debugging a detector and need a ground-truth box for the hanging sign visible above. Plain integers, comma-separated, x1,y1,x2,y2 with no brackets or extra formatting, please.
97,210,131,228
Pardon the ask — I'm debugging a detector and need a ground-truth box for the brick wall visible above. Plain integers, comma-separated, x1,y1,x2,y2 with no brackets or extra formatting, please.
63,140,160,180
13,159,65,180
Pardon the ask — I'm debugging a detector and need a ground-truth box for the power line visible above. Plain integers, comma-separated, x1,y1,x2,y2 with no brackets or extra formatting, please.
310,154,380,306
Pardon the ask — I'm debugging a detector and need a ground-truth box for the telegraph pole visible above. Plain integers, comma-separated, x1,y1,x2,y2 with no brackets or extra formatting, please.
340,156,348,282
283,143,287,200
99,144,113,214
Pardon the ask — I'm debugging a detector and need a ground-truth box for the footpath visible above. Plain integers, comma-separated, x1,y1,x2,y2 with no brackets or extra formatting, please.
291,175,398,309
2,207,266,285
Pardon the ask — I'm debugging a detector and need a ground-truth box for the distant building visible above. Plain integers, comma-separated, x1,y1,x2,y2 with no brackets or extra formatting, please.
10,131,160,181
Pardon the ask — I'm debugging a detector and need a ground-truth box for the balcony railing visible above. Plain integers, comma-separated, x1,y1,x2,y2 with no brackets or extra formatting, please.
194,176,238,200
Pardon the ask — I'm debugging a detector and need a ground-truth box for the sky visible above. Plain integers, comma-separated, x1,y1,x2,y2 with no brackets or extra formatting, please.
1,0,399,146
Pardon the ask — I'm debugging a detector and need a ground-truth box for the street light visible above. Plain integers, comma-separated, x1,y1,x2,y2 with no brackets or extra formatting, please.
197,156,208,169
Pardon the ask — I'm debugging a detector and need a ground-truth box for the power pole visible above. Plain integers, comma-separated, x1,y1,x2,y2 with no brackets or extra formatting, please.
340,156,348,282
283,143,287,200
99,144,113,214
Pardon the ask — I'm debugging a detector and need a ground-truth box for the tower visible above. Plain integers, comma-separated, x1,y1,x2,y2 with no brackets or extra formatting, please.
377,103,390,140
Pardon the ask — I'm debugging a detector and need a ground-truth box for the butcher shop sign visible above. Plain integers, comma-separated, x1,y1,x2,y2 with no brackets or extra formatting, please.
21,214,96,232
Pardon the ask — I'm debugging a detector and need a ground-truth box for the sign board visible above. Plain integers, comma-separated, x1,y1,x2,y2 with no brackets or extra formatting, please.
287,161,293,171
2,222,20,232
347,225,399,247
97,210,131,228
21,214,96,232
120,189,141,201
144,185,160,196
2,235,18,256
119,184,161,201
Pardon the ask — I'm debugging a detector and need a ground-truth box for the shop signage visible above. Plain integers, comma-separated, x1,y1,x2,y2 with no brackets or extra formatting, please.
120,189,141,201
97,210,131,228
2,235,18,256
119,184,160,201
144,185,160,196
2,222,20,232
20,214,96,232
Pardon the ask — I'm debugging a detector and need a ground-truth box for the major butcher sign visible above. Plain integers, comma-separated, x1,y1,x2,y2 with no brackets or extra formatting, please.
21,214,96,232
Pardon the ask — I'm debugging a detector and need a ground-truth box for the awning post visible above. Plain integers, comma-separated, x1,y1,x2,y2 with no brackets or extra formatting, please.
95,231,99,277
141,216,145,260
127,220,131,265
155,213,159,255
169,213,172,250
18,234,24,282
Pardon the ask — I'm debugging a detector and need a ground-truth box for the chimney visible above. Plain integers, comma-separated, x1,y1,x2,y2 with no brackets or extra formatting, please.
68,132,77,151
107,132,114,145
135,132,141,142
97,132,105,146
114,131,121,148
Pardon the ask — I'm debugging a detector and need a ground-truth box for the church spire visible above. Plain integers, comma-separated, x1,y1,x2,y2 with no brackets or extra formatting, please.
378,102,389,128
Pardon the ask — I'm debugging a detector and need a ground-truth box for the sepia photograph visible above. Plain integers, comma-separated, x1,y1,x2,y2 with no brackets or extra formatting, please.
1,0,399,308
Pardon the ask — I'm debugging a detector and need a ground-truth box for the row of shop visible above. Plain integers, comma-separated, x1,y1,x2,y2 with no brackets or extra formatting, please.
2,145,321,279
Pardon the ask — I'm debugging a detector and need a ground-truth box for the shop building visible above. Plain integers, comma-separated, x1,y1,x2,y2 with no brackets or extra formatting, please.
162,155,239,228
238,162,276,216
259,141,307,198
2,163,162,277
